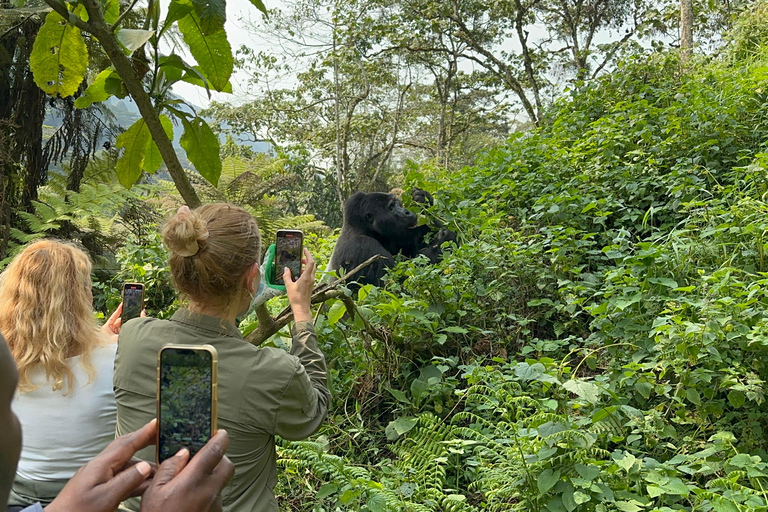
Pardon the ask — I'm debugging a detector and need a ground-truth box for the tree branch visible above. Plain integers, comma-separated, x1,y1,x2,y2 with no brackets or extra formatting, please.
110,0,142,32
244,254,385,346
43,0,92,32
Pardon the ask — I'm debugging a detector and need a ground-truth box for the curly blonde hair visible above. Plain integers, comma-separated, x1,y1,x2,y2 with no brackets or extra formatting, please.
0,240,102,393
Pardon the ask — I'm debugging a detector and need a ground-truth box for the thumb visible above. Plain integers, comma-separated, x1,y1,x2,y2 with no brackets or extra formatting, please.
102,461,153,504
152,449,190,487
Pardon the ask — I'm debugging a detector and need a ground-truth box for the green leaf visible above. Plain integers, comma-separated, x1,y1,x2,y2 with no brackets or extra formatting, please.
613,452,637,473
178,12,233,91
162,0,195,34
562,379,601,404
711,497,740,512
561,489,577,512
574,463,600,481
573,491,590,505
191,0,226,35
648,277,678,288
102,0,120,25
30,11,88,97
143,115,174,173
116,28,154,52
388,388,410,404
116,118,150,188
74,68,116,108
685,388,701,406
327,300,346,325
316,483,337,500
246,0,267,14
13,0,27,7
728,389,745,408
180,116,222,186
515,362,545,381
442,326,468,334
537,469,560,495
614,502,642,512
581,202,597,213
661,478,690,496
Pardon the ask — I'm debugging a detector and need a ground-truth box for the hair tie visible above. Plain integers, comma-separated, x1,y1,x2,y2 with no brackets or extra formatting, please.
174,206,209,257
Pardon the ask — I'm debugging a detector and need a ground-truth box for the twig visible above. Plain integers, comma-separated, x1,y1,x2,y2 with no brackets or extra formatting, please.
244,255,385,346
110,0,142,32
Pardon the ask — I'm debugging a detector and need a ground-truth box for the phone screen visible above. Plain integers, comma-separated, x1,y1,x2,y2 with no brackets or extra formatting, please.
122,284,144,322
274,231,303,285
158,347,215,463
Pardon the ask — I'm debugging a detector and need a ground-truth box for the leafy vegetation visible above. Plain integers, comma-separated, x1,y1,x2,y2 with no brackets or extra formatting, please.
7,0,768,510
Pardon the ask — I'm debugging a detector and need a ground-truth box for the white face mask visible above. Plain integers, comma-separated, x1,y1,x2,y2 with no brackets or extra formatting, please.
246,278,266,314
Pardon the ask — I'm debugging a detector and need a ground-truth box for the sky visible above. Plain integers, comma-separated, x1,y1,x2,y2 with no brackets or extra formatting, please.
169,0,273,108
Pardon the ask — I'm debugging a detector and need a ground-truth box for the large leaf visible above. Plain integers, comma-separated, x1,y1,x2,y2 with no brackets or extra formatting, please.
116,119,150,188
162,0,195,35
116,28,154,52
101,0,120,25
74,68,117,108
177,12,232,91
144,116,174,174
191,0,226,35
562,379,601,404
180,117,221,186
30,11,88,97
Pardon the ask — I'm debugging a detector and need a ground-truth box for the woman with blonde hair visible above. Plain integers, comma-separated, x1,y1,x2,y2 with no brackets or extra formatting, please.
0,240,125,509
114,203,330,512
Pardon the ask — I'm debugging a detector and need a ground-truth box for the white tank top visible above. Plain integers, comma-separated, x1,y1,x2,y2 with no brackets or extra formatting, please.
13,343,117,481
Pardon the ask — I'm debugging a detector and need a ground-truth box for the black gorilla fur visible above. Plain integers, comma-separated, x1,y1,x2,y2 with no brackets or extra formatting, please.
330,191,456,288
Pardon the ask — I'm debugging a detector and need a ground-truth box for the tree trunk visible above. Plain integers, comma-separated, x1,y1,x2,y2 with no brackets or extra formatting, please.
680,0,694,63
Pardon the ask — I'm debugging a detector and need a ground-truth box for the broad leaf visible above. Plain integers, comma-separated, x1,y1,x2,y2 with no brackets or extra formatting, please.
180,117,221,186
30,11,88,97
143,115,174,173
562,379,601,404
116,29,154,52
116,119,150,188
162,0,195,35
178,12,232,91
101,0,120,25
537,468,560,495
327,300,346,325
75,68,117,108
191,0,226,35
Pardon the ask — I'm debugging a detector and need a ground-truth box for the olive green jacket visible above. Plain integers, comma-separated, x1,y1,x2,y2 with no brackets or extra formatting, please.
113,309,330,512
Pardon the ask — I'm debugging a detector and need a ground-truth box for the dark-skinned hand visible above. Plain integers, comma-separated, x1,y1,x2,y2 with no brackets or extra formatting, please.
139,429,234,512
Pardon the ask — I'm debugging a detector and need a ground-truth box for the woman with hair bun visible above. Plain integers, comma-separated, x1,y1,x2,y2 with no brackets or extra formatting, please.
0,240,125,508
114,203,329,512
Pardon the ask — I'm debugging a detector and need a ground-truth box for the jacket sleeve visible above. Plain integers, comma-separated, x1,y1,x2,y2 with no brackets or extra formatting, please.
273,321,330,440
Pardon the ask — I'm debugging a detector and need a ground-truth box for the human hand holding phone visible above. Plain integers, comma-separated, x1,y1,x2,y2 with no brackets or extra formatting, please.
101,303,146,342
139,430,234,512
284,248,316,323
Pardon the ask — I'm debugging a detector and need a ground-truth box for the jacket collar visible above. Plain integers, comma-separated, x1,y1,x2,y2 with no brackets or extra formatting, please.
170,308,243,339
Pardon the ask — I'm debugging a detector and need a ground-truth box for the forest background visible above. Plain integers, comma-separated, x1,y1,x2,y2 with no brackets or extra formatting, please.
4,0,768,510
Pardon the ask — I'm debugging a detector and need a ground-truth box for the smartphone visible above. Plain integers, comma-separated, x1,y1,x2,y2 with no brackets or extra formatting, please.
122,283,145,322
273,229,303,285
156,344,218,464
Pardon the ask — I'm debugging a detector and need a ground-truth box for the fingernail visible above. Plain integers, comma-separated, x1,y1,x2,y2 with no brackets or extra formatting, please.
136,461,152,477
176,448,189,458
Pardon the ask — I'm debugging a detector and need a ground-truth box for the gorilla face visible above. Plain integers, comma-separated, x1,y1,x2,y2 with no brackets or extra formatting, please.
343,192,417,239
367,194,417,239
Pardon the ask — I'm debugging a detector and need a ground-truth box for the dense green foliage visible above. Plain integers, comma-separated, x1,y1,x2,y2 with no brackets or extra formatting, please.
267,6,768,511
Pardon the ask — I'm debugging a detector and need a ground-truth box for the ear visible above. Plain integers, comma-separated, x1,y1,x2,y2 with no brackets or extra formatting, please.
365,212,374,224
245,261,261,294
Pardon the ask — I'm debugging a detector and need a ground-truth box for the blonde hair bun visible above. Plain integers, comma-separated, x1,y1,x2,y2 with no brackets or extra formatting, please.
163,205,210,257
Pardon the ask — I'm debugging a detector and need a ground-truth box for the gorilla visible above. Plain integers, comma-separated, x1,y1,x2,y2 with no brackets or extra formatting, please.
330,191,456,288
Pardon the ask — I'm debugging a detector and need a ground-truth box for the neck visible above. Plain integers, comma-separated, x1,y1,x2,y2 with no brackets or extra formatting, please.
187,301,238,324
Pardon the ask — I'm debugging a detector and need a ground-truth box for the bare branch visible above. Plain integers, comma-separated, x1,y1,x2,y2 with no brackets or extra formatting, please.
244,254,385,345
